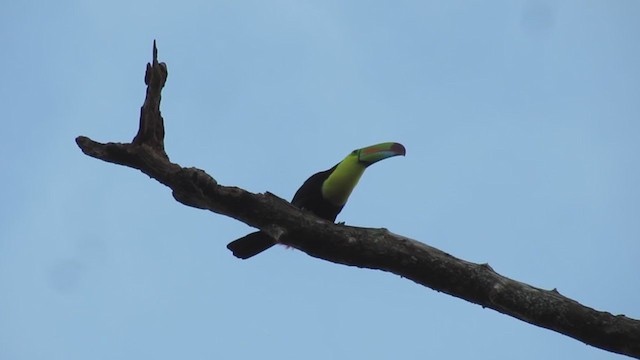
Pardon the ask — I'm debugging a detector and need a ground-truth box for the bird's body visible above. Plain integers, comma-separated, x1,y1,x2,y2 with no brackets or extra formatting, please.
291,165,344,221
227,142,405,259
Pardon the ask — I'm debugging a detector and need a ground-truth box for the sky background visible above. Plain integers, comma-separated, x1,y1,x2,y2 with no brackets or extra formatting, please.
1,1,639,359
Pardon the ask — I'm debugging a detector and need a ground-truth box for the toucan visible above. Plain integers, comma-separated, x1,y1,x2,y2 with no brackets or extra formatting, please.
227,142,406,259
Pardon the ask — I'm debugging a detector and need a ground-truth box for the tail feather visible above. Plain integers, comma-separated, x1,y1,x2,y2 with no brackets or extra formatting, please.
227,231,276,259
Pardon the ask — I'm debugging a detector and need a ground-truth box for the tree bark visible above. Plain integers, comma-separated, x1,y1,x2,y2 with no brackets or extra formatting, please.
75,42,640,359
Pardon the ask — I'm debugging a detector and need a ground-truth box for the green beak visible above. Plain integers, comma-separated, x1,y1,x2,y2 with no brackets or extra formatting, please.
357,142,406,166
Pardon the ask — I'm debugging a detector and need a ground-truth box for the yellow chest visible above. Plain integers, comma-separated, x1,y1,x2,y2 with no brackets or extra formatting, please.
321,157,365,206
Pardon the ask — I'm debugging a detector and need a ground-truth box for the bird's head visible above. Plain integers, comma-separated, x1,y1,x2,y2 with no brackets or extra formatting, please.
319,141,406,208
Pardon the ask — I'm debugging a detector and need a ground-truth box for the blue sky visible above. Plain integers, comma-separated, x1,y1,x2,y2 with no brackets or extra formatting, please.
1,1,639,359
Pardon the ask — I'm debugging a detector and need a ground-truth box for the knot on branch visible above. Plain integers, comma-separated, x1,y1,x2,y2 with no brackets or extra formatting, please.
172,167,219,209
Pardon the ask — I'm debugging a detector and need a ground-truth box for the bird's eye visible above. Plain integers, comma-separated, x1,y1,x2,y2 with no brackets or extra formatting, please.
351,150,358,155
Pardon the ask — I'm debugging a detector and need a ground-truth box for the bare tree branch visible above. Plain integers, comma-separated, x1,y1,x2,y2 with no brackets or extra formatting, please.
75,42,640,359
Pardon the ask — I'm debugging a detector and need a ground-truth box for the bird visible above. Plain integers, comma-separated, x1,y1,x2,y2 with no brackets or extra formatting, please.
227,142,406,259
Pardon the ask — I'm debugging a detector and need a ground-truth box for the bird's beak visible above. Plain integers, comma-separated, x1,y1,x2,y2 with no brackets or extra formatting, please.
357,142,406,165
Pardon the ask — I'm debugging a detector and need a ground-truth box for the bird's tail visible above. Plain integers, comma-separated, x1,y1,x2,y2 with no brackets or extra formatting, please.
227,231,276,259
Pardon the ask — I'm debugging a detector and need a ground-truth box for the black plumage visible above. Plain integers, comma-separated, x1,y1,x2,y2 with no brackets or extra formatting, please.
226,165,342,259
